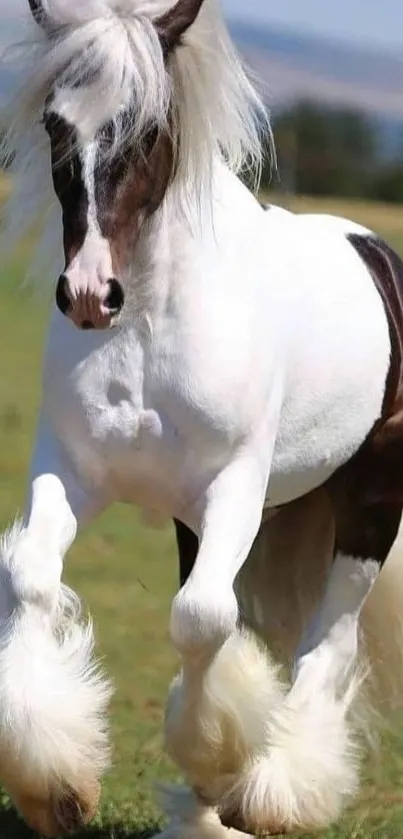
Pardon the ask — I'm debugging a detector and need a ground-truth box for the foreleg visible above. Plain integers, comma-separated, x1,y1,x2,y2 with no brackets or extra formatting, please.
0,418,112,837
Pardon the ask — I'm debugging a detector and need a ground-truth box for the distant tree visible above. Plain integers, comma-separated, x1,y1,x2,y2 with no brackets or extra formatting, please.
239,119,276,193
269,101,378,198
369,158,403,204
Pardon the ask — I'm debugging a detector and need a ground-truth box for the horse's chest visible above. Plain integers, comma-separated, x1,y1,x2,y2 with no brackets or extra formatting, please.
50,374,182,486
43,331,231,508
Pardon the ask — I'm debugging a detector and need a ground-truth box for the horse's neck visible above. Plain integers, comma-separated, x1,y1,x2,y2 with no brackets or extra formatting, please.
118,213,166,327
125,163,255,320
125,188,206,320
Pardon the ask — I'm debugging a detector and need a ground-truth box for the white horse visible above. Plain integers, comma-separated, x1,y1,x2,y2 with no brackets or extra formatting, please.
2,0,403,836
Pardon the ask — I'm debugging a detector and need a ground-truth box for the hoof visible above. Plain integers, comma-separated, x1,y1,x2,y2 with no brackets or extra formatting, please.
13,777,100,837
218,806,295,837
219,807,249,833
219,808,260,836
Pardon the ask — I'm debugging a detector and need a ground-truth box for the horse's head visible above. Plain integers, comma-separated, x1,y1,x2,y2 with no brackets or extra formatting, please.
28,0,205,330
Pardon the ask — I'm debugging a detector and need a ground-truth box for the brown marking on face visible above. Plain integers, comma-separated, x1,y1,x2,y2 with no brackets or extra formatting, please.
44,103,176,311
94,126,175,272
39,0,211,285
38,0,209,327
44,111,89,267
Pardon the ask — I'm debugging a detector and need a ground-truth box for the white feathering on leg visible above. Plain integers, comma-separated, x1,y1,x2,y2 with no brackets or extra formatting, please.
221,667,363,834
164,628,285,806
0,521,112,834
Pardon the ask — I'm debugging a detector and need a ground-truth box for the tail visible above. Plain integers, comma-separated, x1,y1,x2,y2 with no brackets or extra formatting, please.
361,521,403,713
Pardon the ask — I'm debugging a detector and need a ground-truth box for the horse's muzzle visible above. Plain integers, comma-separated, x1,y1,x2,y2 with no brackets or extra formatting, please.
55,275,125,330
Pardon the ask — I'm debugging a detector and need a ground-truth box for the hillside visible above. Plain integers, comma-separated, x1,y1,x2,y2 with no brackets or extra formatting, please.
230,22,403,119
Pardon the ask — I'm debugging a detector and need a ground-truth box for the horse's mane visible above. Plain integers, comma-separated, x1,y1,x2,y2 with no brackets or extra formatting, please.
1,0,271,282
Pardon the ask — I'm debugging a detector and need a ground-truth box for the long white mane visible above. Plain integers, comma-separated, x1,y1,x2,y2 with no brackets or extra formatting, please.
1,0,271,282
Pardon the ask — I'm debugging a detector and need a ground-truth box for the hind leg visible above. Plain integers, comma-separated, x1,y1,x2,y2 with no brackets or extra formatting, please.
0,416,112,837
221,478,402,835
294,502,401,686
236,489,335,663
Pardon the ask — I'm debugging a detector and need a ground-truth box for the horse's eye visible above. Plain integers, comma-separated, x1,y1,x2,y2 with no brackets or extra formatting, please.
43,113,58,135
143,127,159,154
67,158,75,181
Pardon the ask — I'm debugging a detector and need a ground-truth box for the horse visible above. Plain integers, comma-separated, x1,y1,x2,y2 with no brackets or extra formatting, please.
2,0,403,836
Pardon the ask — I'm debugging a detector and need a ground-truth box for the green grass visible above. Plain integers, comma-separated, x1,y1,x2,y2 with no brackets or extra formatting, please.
0,197,403,838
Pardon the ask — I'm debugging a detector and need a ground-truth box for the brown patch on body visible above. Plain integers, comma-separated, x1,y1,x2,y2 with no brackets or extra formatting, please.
328,235,403,564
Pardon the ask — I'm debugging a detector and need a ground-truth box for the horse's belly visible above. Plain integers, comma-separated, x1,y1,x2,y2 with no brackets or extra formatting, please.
267,386,371,504
267,375,390,508
267,401,371,507
268,442,345,507
267,318,391,506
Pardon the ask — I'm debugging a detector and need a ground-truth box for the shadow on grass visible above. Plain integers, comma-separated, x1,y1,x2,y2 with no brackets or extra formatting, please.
74,825,162,839
74,825,161,839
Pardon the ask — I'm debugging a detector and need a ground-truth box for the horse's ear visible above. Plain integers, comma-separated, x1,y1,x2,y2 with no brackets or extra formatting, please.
27,0,51,31
156,0,205,52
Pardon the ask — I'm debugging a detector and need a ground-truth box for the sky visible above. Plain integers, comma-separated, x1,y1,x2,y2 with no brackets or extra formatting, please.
222,0,403,52
0,0,402,53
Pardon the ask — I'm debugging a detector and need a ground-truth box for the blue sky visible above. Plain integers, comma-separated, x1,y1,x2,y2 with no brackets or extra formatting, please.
1,0,402,53
222,0,403,52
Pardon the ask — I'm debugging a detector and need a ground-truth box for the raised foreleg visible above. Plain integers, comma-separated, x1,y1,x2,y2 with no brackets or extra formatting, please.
0,417,112,836
163,445,286,837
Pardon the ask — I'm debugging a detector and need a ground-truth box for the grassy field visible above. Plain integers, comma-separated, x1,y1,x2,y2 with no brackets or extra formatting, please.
0,196,403,838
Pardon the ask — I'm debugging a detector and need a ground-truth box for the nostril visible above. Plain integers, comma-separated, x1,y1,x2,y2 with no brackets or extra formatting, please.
105,279,125,312
55,275,71,316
